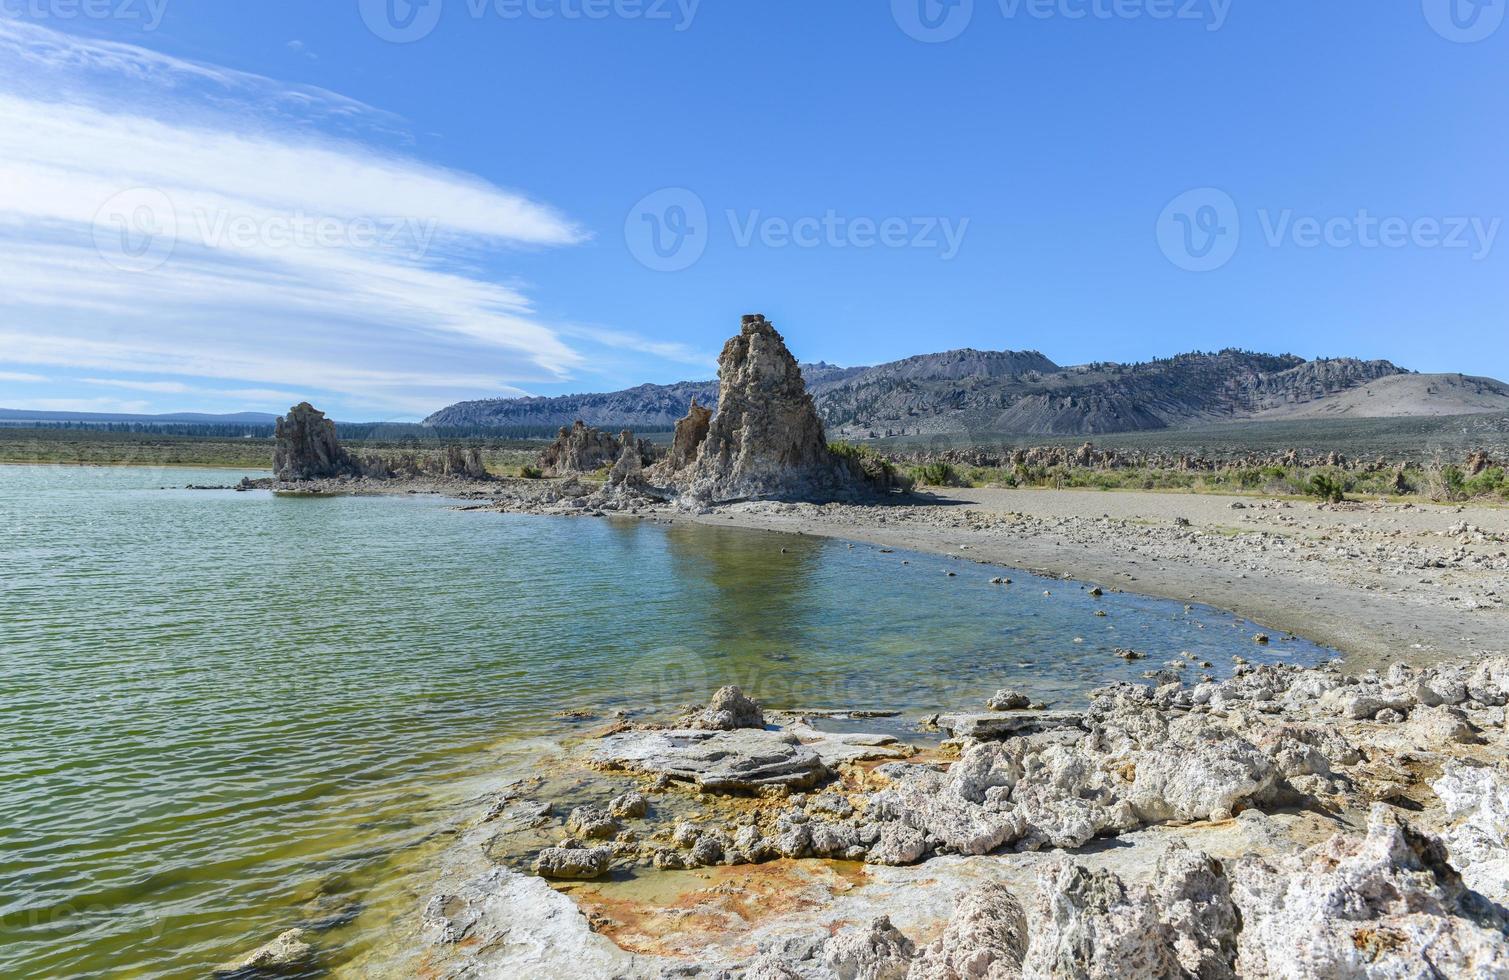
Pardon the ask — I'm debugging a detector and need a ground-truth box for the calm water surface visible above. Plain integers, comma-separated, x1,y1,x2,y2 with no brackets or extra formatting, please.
0,465,1334,978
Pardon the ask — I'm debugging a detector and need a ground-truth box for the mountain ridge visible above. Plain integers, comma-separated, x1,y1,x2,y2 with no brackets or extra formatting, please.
424,346,1509,437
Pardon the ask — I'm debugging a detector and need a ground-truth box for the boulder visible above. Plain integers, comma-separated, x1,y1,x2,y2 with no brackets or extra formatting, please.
272,403,358,480
822,916,915,980
606,791,648,819
934,711,1083,740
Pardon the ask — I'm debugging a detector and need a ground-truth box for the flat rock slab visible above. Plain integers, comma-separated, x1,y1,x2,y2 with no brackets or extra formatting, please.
589,728,831,792
936,711,1084,740
787,723,913,766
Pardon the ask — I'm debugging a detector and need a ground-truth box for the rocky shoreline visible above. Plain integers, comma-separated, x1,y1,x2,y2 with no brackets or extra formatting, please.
348,651,1508,978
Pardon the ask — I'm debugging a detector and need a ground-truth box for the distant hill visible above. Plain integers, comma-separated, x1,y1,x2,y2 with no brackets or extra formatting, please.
0,409,280,425
428,344,1509,437
1253,373,1509,421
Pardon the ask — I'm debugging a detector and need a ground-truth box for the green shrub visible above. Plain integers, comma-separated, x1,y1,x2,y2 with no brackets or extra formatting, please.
830,442,911,491
519,464,543,479
1306,472,1347,504
909,462,960,487
1465,466,1506,499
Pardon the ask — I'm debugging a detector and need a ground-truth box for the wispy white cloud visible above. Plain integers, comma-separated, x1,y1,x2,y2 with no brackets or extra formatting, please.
3,396,154,414
0,19,668,419
81,377,193,393
0,370,49,383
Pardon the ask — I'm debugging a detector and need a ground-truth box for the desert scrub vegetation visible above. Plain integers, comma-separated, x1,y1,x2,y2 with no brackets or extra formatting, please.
1305,472,1347,504
908,461,964,488
830,442,912,491
1424,464,1509,502
924,460,1509,504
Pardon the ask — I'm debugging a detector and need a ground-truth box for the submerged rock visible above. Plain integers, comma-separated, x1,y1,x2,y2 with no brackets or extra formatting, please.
213,928,314,975
272,403,358,481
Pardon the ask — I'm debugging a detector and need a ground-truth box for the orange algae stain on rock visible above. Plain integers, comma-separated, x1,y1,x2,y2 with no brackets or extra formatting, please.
558,859,867,958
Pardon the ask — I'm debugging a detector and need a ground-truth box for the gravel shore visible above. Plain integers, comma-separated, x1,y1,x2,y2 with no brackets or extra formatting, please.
661,487,1509,673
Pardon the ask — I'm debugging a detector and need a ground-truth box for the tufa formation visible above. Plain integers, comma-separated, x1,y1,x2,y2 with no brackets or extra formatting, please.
679,314,864,503
273,403,358,481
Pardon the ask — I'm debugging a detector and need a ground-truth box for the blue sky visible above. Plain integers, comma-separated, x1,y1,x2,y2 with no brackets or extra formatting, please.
0,1,1505,420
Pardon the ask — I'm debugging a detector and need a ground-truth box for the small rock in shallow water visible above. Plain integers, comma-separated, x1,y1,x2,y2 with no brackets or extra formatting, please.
533,846,612,880
213,928,313,975
694,685,766,730
606,791,648,819
987,689,1032,711
565,805,620,840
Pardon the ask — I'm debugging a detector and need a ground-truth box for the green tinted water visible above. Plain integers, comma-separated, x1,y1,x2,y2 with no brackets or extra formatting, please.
0,465,1332,977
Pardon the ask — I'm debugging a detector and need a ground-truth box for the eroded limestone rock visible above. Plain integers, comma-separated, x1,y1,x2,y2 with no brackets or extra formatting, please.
532,845,612,880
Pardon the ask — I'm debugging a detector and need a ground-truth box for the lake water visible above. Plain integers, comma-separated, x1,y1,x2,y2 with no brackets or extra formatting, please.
0,465,1335,978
